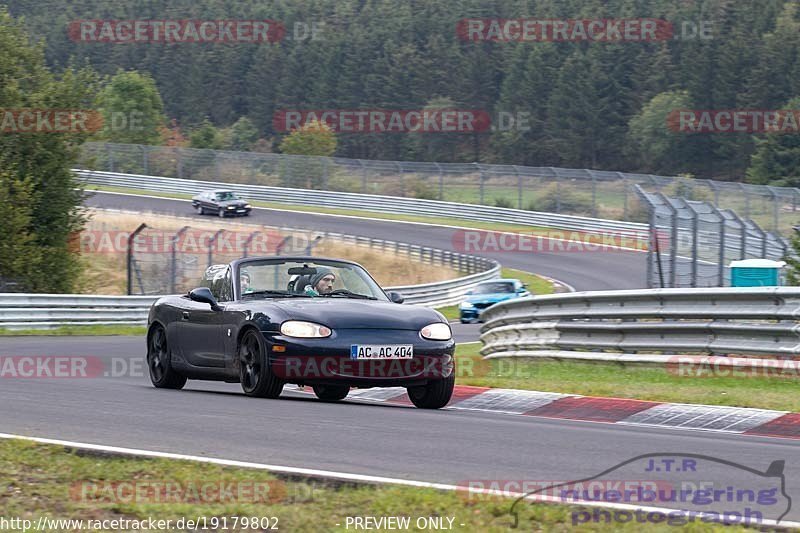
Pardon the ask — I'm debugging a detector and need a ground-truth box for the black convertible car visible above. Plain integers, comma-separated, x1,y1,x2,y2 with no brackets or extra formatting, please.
146,257,455,408
191,189,251,217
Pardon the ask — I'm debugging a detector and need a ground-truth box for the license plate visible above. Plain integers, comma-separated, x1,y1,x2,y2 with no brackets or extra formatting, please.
350,344,413,360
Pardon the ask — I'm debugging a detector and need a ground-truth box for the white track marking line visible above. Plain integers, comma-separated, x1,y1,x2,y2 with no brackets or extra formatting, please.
2,432,795,529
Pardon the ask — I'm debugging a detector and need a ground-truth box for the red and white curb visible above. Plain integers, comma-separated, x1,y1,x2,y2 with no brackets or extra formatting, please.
286,385,800,439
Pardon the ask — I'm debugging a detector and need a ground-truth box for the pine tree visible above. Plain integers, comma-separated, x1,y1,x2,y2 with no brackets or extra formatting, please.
746,96,800,187
0,8,99,292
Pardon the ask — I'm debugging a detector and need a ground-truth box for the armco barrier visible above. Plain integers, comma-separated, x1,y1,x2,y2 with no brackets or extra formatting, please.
480,287,800,360
0,294,158,329
74,169,648,236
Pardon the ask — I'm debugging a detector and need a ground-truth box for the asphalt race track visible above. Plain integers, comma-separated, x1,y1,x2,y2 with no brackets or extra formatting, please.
5,193,799,523
2,337,799,523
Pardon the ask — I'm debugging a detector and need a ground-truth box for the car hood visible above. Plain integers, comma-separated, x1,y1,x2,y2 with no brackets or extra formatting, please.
465,293,516,304
270,298,442,330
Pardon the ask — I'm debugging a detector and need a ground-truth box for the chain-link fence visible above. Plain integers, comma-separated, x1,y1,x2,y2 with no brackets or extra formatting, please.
123,225,302,295
105,224,495,295
636,186,791,288
79,142,800,236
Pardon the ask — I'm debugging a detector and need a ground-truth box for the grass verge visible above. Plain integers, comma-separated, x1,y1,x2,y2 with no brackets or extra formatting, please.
0,325,147,336
455,344,800,412
0,438,740,532
502,267,557,295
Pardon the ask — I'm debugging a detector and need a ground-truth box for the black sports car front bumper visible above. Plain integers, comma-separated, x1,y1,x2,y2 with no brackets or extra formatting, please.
264,328,455,387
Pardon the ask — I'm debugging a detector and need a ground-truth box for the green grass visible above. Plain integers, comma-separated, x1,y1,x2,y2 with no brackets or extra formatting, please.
454,344,800,412
436,305,461,321
440,183,627,213
0,438,742,532
502,267,556,295
0,325,147,336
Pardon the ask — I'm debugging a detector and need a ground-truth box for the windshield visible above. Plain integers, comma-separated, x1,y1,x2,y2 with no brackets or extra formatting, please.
472,282,515,295
237,259,389,301
215,191,238,201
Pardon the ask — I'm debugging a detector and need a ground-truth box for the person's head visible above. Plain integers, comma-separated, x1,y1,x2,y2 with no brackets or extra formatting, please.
240,271,251,291
310,268,335,294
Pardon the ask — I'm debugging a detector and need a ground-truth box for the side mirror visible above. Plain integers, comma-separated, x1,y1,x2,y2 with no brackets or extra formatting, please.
386,291,405,304
189,287,222,311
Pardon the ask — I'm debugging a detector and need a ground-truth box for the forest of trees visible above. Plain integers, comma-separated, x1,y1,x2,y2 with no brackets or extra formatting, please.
6,0,800,184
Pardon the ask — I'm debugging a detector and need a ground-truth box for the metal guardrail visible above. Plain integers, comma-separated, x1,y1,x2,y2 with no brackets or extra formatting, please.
74,169,647,236
480,288,800,360
0,294,158,329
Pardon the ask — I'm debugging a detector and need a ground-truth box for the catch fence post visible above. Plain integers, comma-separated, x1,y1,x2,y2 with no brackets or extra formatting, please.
170,226,190,294
208,229,224,267
127,223,147,295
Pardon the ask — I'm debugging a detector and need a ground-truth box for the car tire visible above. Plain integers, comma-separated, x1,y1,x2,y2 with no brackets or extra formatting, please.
407,372,455,409
147,325,187,390
312,385,350,402
218,208,225,218
460,319,469,324
197,205,205,215
239,330,284,398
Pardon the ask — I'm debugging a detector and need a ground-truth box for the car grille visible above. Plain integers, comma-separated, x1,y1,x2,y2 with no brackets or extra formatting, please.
474,302,495,310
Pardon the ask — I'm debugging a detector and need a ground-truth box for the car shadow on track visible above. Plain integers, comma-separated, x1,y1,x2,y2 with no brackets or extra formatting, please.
152,386,417,410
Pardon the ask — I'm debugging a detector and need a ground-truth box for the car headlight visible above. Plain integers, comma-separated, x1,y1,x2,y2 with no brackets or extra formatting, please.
280,321,332,338
244,204,251,208
460,301,475,310
227,205,236,209
420,322,452,341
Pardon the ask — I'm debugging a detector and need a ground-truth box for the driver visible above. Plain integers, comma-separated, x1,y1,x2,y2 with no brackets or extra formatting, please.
304,268,336,296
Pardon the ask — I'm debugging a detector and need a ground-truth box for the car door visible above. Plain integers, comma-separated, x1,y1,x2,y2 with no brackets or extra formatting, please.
177,267,230,367
205,192,219,213
212,193,225,214
196,192,207,210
